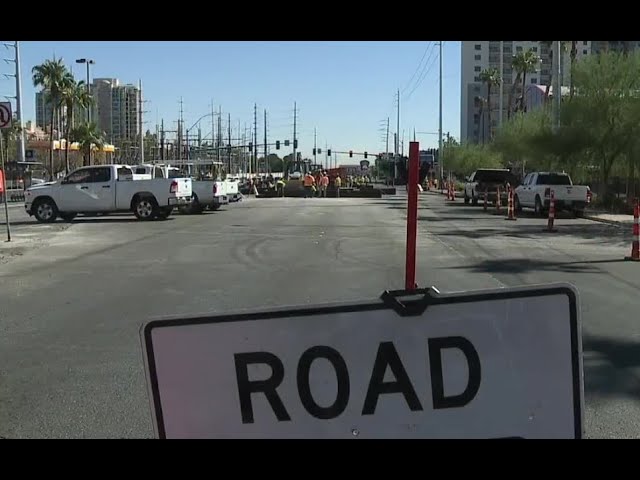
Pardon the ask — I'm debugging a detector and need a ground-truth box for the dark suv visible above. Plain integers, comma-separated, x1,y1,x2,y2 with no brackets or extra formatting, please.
463,169,518,205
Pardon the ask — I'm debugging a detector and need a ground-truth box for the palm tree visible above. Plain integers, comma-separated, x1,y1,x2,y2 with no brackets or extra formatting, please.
60,79,93,173
32,58,72,179
479,68,501,140
506,67,522,120
72,122,104,167
512,49,540,113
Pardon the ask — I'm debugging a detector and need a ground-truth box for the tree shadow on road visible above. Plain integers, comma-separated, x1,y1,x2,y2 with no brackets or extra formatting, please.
582,332,640,401
417,216,482,222
433,223,630,247
446,257,628,275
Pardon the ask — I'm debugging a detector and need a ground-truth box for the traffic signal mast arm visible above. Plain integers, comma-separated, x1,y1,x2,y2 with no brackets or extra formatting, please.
333,150,379,158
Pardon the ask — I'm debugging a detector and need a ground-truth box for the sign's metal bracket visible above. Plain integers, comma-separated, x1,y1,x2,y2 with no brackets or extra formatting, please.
380,286,441,317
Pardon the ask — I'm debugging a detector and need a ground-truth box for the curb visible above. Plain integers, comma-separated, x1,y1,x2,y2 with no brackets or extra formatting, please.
582,213,632,226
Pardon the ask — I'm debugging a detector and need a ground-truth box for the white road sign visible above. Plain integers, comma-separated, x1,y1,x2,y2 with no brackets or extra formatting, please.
0,102,12,129
141,283,583,439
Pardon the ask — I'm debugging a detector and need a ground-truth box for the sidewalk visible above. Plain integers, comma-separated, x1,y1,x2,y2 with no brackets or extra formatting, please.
583,211,634,225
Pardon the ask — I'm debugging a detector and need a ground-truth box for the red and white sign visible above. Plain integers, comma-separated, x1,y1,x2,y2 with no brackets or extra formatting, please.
0,102,11,129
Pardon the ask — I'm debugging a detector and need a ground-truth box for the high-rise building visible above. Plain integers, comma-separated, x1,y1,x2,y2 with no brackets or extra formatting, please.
35,90,53,131
111,83,140,144
460,41,590,144
36,77,141,149
88,78,140,145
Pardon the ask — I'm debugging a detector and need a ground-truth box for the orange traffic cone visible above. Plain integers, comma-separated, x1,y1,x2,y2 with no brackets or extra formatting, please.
505,183,516,221
543,190,558,233
626,199,640,261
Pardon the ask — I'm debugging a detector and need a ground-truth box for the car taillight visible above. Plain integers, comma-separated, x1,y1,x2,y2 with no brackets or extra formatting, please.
587,188,592,203
544,187,551,198
213,183,217,195
170,180,178,194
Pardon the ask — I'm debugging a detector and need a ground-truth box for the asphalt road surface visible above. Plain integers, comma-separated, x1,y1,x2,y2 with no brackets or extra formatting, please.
1,193,639,438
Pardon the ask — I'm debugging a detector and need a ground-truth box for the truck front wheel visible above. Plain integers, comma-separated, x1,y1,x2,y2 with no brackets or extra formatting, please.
33,198,59,223
133,197,158,221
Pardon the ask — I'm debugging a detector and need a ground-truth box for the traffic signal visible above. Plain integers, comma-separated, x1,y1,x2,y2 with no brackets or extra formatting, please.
364,152,368,159
318,148,322,154
248,142,253,151
284,140,290,146
276,140,280,150
313,148,316,155
294,139,298,149
349,150,353,158
327,149,331,156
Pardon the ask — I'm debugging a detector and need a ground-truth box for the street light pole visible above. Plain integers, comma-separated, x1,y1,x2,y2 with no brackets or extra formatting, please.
75,58,95,123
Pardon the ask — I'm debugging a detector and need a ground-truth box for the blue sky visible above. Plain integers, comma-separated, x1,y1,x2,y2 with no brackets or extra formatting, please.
1,41,460,159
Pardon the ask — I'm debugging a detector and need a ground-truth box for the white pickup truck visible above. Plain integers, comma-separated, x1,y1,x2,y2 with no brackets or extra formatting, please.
514,171,591,216
131,164,228,214
25,164,192,222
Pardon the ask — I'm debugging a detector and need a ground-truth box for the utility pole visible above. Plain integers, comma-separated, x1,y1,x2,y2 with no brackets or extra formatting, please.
248,126,252,176
211,99,216,159
325,141,328,168
155,122,159,161
438,41,444,183
395,89,400,181
178,97,183,162
554,40,562,131
264,109,268,174
3,42,26,164
385,117,390,177
160,119,165,161
217,107,222,164
139,79,144,164
499,41,504,127
14,42,25,164
253,103,258,174
293,102,298,173
314,127,317,167
227,112,231,174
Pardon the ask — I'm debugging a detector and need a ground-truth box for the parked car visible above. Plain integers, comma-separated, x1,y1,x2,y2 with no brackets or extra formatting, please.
514,172,591,216
25,165,192,223
463,169,518,206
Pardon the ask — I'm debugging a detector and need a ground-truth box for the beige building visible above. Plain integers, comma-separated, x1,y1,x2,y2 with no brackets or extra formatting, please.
90,78,140,145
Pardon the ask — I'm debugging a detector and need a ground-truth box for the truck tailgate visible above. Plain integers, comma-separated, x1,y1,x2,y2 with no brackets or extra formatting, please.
174,178,192,197
553,185,588,201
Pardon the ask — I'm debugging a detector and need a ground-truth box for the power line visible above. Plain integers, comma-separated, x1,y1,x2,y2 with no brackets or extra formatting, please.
404,47,439,101
401,42,434,94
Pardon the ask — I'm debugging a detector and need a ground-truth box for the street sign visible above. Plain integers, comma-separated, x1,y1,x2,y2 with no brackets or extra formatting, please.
141,283,583,439
0,102,12,129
